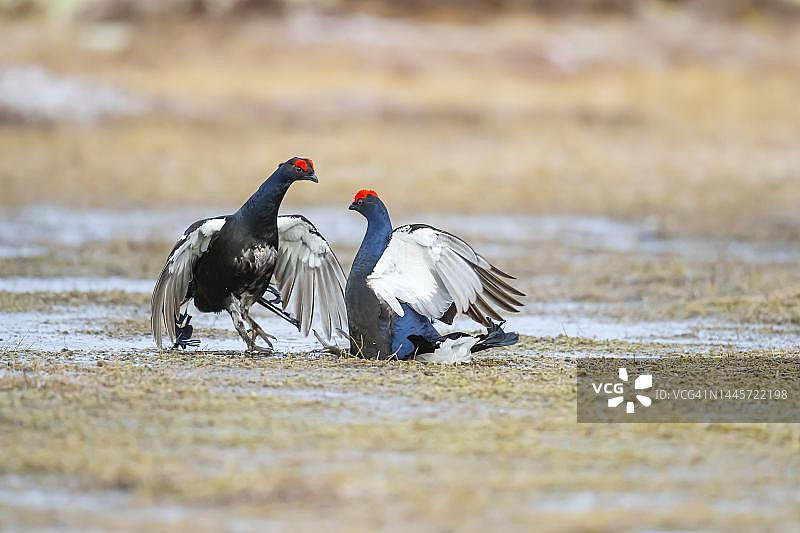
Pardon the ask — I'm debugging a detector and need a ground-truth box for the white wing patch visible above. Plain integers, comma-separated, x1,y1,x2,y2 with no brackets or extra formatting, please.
367,225,524,326
367,227,452,318
168,218,225,275
273,215,348,340
150,217,225,349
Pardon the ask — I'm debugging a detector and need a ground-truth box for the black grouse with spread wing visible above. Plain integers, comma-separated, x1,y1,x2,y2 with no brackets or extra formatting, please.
151,157,347,352
343,189,523,363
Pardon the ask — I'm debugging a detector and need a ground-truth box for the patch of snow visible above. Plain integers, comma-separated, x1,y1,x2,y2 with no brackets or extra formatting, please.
0,277,152,293
0,65,151,123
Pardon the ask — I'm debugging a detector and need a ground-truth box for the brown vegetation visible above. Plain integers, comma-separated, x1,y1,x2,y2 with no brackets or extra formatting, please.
1,13,799,241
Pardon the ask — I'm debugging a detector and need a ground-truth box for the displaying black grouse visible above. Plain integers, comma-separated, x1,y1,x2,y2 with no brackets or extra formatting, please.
341,189,524,363
151,157,347,352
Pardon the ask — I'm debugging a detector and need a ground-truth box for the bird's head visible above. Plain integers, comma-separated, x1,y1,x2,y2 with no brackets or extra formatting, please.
279,157,318,183
349,189,382,216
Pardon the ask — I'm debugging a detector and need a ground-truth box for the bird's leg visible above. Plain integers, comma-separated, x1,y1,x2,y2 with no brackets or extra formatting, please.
255,296,301,332
242,309,275,349
312,329,350,357
228,298,270,353
172,310,200,350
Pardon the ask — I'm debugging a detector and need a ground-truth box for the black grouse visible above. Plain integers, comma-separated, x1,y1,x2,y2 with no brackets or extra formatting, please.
340,189,524,363
151,157,347,352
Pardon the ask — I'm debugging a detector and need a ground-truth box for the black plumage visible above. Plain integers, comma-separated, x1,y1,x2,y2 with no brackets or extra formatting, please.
151,157,347,352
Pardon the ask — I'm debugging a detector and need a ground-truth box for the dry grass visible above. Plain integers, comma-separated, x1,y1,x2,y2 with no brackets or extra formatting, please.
7,237,800,324
508,247,800,323
0,290,147,311
1,349,798,531
1,15,799,239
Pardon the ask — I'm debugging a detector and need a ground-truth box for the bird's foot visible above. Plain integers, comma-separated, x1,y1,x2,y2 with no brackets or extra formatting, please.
173,338,201,350
172,313,200,350
246,343,273,355
248,324,275,348
263,285,283,305
312,329,349,357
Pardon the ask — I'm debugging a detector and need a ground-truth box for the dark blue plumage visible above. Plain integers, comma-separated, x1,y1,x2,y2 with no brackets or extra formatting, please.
345,190,523,361
344,196,437,360
344,191,395,358
390,303,441,360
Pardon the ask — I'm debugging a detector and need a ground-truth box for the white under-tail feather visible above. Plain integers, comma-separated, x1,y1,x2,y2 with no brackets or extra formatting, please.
414,336,479,364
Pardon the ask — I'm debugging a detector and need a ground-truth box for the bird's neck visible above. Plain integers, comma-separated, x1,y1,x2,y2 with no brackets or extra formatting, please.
236,171,291,237
352,208,393,279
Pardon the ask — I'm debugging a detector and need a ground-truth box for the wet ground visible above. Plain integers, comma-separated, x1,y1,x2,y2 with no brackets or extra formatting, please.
1,206,799,531
3,205,800,350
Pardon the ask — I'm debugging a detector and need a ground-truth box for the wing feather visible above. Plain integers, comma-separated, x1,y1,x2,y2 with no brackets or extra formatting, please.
273,215,348,340
474,293,504,322
474,267,524,309
324,260,345,339
302,268,314,336
367,224,524,326
315,262,334,340
150,216,226,349
292,261,306,330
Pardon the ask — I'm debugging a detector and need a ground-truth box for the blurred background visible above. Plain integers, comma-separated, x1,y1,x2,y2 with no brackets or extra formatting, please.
1,0,799,239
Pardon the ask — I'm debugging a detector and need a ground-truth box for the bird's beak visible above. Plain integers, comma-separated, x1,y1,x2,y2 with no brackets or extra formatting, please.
348,202,357,211
307,173,319,183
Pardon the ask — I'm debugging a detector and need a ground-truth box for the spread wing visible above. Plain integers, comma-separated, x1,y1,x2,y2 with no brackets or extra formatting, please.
366,224,524,326
273,215,348,340
150,216,226,349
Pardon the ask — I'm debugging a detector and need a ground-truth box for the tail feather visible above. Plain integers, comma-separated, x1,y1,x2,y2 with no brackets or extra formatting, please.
407,318,519,364
470,319,518,353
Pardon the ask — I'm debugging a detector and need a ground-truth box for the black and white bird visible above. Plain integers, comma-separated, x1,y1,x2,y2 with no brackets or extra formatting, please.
342,189,524,363
150,157,347,352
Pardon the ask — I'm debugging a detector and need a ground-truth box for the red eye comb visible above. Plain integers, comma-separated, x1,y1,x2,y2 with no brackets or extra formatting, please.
354,189,378,202
294,159,309,172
